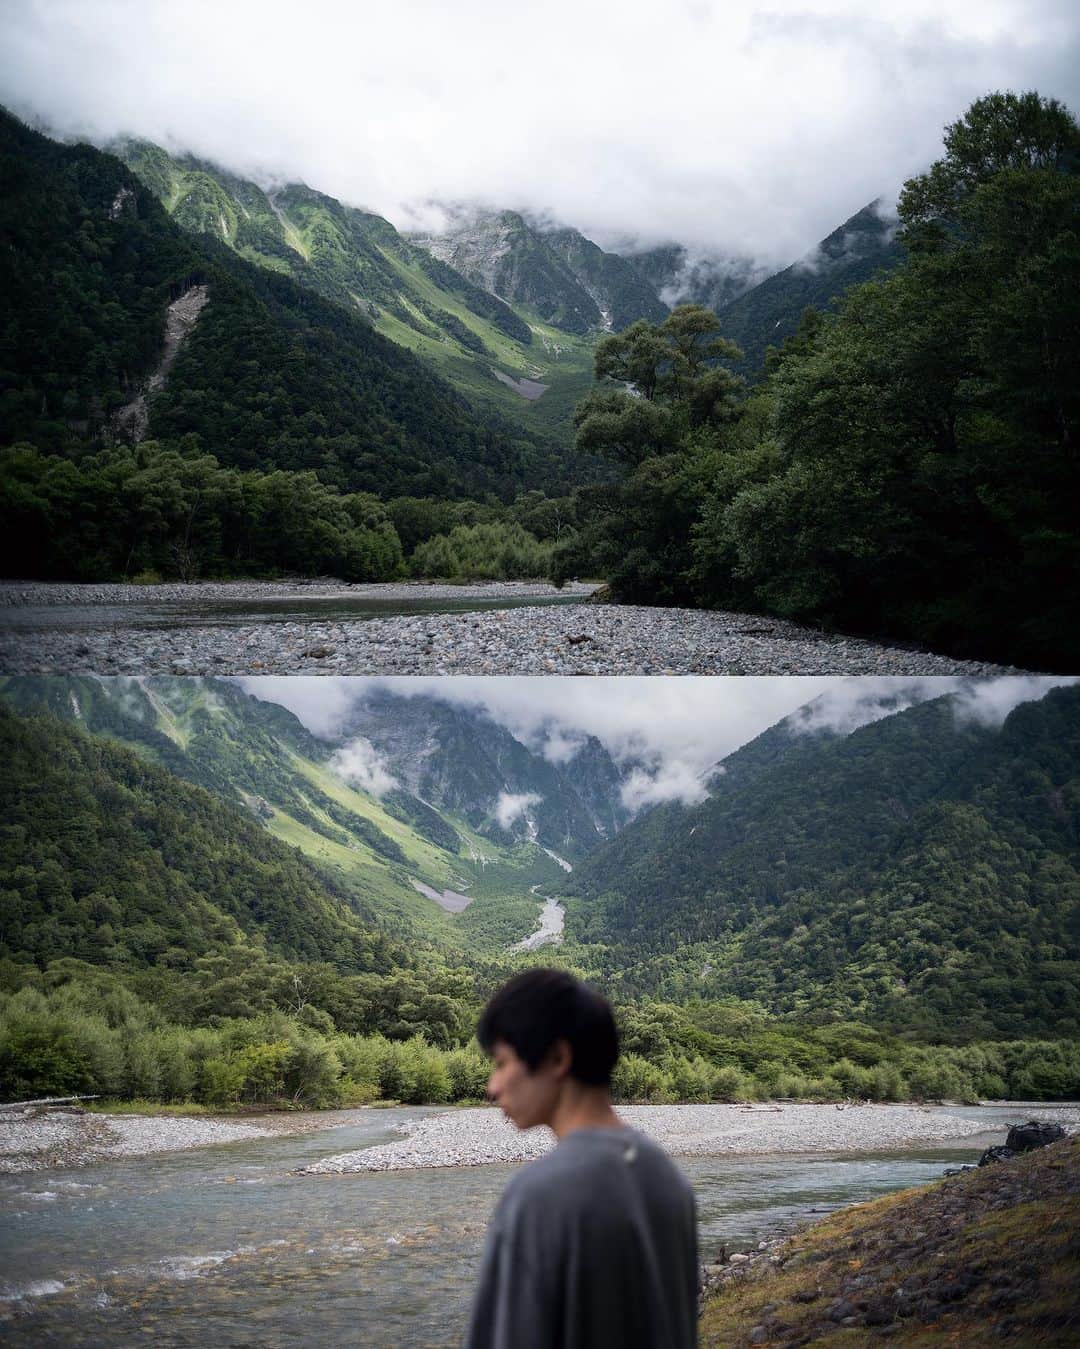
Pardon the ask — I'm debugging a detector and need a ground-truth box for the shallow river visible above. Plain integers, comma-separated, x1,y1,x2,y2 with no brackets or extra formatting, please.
0,592,586,634
0,1106,1039,1346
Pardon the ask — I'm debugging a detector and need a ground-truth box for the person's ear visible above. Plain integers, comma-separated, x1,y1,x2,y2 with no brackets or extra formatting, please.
547,1038,573,1080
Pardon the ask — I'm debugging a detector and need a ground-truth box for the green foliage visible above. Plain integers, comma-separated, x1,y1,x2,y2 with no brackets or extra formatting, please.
568,92,1080,669
0,108,581,513
0,704,407,974
568,686,1080,1039
410,521,553,580
0,441,404,581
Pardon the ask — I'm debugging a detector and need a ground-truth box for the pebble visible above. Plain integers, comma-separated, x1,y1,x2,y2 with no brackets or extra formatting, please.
0,1108,276,1174
0,582,1026,676
299,1102,1080,1175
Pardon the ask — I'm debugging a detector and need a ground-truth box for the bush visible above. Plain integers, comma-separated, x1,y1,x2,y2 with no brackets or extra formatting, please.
612,1053,672,1103
410,522,552,581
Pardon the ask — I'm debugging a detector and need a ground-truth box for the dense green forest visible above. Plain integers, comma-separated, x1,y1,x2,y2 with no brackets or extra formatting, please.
714,200,904,372
2,689,1079,1106
0,107,591,509
568,685,1080,1039
5,94,1073,669
556,93,1080,668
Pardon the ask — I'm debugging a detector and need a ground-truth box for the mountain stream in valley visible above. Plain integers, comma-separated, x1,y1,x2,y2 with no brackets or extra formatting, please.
0,1106,1051,1346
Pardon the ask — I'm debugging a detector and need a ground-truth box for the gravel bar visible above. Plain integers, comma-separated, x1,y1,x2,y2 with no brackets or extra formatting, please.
301,1102,1080,1174
0,580,597,607
0,1105,367,1173
0,584,1022,676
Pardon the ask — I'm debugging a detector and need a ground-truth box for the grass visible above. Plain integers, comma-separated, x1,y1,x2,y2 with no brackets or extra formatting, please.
700,1138,1080,1347
86,1099,214,1116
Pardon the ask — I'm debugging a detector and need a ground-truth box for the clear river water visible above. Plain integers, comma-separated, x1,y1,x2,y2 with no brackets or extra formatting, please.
0,1105,1042,1346
0,592,586,634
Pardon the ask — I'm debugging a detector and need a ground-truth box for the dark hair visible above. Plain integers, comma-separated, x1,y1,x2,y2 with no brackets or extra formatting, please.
476,969,619,1087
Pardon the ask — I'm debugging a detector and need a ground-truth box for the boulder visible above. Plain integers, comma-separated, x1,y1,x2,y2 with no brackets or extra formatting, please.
1005,1121,1067,1153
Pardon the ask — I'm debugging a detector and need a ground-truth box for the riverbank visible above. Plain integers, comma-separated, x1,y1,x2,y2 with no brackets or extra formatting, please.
303,1102,1080,1174
0,1105,368,1174
6,1101,1076,1176
0,581,1022,675
0,580,598,607
699,1134,1079,1345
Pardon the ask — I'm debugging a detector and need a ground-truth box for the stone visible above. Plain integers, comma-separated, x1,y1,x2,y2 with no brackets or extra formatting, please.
1005,1121,1067,1153
978,1144,1016,1167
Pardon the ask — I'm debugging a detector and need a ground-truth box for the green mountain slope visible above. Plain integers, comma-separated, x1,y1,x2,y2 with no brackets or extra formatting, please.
713,200,905,372
112,141,601,440
0,676,570,952
0,702,408,974
411,207,669,336
0,109,582,499
568,687,1080,1038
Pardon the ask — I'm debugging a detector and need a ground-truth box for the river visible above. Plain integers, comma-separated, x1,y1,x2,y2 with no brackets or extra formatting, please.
0,590,588,634
0,1104,1050,1346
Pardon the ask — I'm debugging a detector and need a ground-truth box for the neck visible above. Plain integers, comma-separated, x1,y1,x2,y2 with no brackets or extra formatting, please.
547,1081,622,1140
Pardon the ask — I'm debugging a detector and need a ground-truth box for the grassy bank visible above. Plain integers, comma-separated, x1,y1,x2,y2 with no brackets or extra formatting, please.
700,1136,1079,1345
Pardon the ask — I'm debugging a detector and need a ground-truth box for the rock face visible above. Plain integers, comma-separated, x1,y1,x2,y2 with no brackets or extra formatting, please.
113,283,210,441
334,687,631,857
412,208,667,334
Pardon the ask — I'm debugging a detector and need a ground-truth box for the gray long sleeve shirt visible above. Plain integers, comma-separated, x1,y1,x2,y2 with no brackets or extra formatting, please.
465,1126,698,1349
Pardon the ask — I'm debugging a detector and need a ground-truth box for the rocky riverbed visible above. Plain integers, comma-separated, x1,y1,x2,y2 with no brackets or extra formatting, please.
0,581,1022,675
302,1103,1080,1174
0,1106,365,1174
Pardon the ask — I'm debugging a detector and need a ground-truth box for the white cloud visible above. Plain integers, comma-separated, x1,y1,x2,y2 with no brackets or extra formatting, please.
494,791,542,830
951,676,1079,727
236,675,1075,814
236,676,355,739
329,737,398,797
787,675,1078,737
2,1,1077,264
538,726,588,765
620,761,710,814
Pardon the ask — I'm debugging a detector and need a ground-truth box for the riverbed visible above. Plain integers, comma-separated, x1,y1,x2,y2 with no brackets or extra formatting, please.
1,1103,1075,1346
0,581,1022,676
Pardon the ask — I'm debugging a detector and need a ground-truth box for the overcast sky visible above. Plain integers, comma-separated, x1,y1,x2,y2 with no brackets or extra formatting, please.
4,1,1078,265
239,675,1074,809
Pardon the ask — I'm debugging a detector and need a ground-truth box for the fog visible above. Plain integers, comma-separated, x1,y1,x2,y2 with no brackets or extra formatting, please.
3,0,1077,265
240,676,1076,809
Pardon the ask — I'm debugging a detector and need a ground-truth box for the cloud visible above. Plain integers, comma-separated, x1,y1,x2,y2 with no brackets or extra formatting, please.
538,726,589,765
620,761,710,814
236,675,1075,816
950,676,1079,726
329,737,398,797
494,791,542,830
787,676,1077,738
3,1,1077,265
344,676,839,776
236,676,355,739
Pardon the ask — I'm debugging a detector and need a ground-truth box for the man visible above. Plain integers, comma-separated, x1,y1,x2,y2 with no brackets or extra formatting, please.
465,968,698,1349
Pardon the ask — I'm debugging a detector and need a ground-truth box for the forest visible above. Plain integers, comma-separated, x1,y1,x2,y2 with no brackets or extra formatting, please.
2,693,1078,1108
553,93,1080,668
2,95,1076,667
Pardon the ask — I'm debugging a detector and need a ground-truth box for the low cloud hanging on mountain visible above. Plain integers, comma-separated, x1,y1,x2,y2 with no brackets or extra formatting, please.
3,0,1077,265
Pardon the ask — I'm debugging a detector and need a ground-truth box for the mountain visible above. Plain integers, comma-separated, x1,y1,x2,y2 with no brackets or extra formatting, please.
0,675,580,951
410,207,668,335
711,200,905,372
620,242,768,314
0,677,641,954
0,699,410,975
568,686,1080,1039
336,688,631,859
112,141,602,439
0,109,581,500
